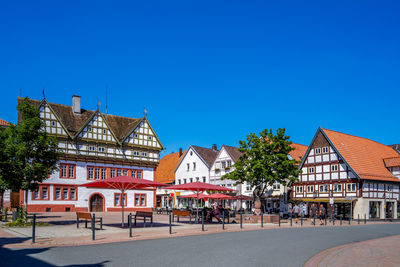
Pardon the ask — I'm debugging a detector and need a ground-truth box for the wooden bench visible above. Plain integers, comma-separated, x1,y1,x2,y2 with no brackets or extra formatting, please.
134,211,153,227
76,212,102,229
172,210,192,223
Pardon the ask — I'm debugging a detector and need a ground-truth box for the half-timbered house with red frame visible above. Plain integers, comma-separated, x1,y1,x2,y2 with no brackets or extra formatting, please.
292,128,400,219
18,95,164,212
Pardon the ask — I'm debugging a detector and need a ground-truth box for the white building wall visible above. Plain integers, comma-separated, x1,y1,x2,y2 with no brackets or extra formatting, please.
175,147,210,195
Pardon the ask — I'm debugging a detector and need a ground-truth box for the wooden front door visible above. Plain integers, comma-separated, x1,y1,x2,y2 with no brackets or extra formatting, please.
90,194,104,212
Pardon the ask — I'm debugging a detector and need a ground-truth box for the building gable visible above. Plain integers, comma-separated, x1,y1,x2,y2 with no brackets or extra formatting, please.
123,118,163,150
39,100,70,137
76,111,117,143
298,128,359,183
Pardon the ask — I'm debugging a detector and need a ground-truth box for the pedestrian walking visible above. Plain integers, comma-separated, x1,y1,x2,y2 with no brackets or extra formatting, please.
310,203,317,225
292,203,300,224
319,204,326,225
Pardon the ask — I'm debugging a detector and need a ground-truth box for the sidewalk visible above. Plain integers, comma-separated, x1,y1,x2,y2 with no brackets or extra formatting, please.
305,234,400,267
1,212,399,249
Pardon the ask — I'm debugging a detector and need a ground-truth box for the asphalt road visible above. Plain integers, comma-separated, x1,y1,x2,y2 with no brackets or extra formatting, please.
3,224,400,267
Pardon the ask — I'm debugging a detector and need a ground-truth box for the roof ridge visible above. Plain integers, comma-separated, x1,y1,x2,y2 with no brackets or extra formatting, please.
322,128,388,147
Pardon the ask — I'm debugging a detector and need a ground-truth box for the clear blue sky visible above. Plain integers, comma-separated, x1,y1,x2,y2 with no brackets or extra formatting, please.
1,1,400,157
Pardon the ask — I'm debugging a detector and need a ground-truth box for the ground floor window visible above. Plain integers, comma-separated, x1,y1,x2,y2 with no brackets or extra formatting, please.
114,193,127,206
54,186,77,200
135,194,146,206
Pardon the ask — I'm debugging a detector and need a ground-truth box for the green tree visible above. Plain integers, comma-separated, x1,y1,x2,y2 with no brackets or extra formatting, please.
222,128,301,212
1,97,60,213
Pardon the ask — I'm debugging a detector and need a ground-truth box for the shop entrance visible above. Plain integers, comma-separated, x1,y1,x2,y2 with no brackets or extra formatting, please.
385,202,394,219
369,201,381,219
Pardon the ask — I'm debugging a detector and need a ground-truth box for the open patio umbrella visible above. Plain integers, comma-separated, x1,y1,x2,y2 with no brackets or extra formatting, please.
81,176,167,227
164,182,235,223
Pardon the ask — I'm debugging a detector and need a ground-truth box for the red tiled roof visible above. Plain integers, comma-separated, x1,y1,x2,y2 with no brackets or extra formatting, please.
289,143,307,161
154,151,186,184
322,128,400,182
0,119,11,126
383,157,400,168
223,145,243,162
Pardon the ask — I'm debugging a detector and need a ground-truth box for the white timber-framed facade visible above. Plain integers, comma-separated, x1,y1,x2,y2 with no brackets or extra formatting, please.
19,95,164,212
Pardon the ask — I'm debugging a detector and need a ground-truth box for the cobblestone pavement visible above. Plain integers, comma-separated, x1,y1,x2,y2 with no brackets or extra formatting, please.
305,234,400,267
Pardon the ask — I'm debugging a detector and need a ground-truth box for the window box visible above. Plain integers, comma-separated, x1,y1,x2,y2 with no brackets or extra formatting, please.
215,168,221,172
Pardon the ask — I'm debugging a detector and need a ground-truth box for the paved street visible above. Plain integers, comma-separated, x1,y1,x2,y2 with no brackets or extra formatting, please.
2,223,400,267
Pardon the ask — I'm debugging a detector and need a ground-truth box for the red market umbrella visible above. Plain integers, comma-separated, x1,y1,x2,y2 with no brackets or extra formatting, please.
81,176,167,227
179,193,208,199
206,193,233,200
232,195,252,211
164,182,235,222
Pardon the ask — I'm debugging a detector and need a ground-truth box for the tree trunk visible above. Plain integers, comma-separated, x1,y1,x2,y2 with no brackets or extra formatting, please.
0,189,4,212
253,191,262,215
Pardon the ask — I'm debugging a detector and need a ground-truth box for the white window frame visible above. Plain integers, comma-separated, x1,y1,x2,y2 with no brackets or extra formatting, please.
315,148,321,154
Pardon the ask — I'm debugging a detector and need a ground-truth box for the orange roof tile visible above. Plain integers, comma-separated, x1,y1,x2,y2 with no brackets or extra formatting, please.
289,143,307,161
0,118,11,126
322,128,400,182
383,157,400,168
154,150,186,184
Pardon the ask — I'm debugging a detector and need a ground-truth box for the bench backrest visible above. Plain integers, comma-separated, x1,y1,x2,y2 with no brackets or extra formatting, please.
76,212,92,220
136,211,152,217
173,210,190,216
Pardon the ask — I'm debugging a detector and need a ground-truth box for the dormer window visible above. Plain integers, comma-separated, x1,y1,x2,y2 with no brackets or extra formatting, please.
322,146,329,153
148,136,152,140
51,121,56,126
88,126,92,132
315,148,321,154
103,129,107,134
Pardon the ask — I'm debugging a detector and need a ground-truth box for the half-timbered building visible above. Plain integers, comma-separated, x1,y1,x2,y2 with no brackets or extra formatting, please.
292,128,400,219
19,96,164,212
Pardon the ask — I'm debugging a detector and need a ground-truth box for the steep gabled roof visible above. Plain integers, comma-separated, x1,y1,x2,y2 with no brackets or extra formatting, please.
155,150,186,184
0,118,11,127
322,128,400,182
222,145,243,162
191,145,219,167
289,143,307,161
18,97,148,143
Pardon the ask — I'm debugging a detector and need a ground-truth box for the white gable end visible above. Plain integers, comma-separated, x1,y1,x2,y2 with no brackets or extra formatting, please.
40,104,67,136
125,121,161,149
79,114,115,142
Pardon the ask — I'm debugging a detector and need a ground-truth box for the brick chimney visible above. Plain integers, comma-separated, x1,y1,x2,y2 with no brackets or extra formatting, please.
212,144,217,151
179,148,183,157
72,95,81,114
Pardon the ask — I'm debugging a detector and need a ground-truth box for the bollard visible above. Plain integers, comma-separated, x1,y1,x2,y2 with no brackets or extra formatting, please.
32,214,36,243
313,215,316,226
290,213,292,227
349,215,351,225
169,211,172,234
240,210,243,229
5,211,7,222
325,216,327,226
92,214,95,240
301,214,303,226
129,213,132,238
201,210,204,231
278,213,281,227
340,215,342,225
358,214,360,224
333,216,335,226
100,217,103,230
76,215,79,228
364,214,366,224
222,210,225,230
261,211,264,228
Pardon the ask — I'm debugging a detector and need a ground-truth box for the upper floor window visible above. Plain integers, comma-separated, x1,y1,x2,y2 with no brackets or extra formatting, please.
141,152,147,157
187,163,190,171
87,126,92,132
331,165,338,171
42,187,48,199
322,146,329,153
88,167,94,179
148,136,152,140
178,179,181,184
246,182,251,191
309,167,315,173
101,168,107,179
333,183,342,192
227,160,232,167
273,182,280,190
60,164,75,179
89,146,96,151
183,178,187,184
137,171,142,179
315,148,321,154
51,121,56,126
189,178,193,183
202,177,206,183
193,162,196,171
319,184,329,192
221,161,226,169
387,185,393,192
117,169,121,176
95,168,100,180
296,186,303,193
307,185,314,193
347,183,356,192
98,147,105,152
196,177,199,181
133,151,140,156
103,129,107,134
110,168,115,178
